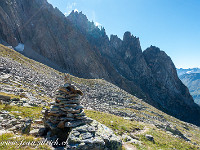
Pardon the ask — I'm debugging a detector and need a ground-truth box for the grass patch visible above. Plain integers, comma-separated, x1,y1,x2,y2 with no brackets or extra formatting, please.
135,128,199,150
0,104,43,119
0,92,21,100
85,109,143,135
0,133,51,150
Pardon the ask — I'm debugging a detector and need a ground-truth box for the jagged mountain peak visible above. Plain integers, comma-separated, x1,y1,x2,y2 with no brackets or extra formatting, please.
67,10,105,33
68,10,88,23
110,34,122,49
123,31,139,41
144,45,161,54
67,10,109,47
122,32,141,48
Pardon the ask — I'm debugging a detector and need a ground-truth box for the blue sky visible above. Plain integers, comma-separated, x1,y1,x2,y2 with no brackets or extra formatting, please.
47,0,200,68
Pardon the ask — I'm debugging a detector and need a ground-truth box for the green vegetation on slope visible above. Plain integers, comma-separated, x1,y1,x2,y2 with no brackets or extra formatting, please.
86,109,200,150
85,110,143,135
1,44,200,149
137,128,197,150
0,104,43,119
0,133,51,150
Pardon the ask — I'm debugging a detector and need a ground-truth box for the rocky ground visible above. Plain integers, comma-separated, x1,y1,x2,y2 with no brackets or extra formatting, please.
1,45,200,149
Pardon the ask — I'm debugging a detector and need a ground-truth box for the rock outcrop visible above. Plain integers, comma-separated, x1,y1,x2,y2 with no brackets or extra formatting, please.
1,0,200,126
67,119,122,150
143,46,200,125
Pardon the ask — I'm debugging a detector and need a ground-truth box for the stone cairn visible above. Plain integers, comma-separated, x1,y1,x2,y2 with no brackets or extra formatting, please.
42,75,88,144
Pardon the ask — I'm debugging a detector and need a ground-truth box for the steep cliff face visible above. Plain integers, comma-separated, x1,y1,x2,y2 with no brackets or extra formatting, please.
67,11,200,125
0,0,141,97
0,0,113,80
143,46,200,124
1,0,200,126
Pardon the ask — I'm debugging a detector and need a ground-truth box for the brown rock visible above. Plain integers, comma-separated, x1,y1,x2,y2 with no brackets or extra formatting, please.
59,87,71,94
48,112,61,117
56,99,61,103
64,104,78,108
76,116,86,120
57,121,65,129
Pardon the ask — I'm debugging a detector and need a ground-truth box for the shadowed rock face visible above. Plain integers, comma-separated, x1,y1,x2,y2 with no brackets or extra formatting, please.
1,0,200,126
143,46,200,124
0,0,142,101
0,0,114,81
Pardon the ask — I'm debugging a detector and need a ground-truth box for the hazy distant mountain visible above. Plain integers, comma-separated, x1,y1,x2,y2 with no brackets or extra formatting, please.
177,68,200,76
1,0,200,126
177,68,200,105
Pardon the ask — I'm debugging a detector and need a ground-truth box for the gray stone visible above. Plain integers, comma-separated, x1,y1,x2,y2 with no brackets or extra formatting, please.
7,126,17,131
66,113,75,118
88,126,95,132
56,97,66,101
75,105,84,110
64,104,78,108
23,103,32,107
145,134,154,142
76,125,89,132
34,119,43,124
0,130,13,136
122,134,132,142
60,117,75,121
81,132,93,140
67,119,122,150
74,112,85,117
73,131,80,137
61,100,80,104
30,129,39,136
10,118,18,125
15,124,23,130
0,95,11,104
65,120,86,128
38,128,48,136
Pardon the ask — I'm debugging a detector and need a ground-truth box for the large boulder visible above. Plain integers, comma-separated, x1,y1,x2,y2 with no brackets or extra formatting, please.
67,119,122,150
0,95,11,104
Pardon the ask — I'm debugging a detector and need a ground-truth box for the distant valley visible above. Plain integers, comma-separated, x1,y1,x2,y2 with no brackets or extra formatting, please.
177,68,200,105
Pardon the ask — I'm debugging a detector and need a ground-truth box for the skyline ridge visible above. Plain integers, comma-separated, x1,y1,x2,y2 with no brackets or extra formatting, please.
48,0,200,69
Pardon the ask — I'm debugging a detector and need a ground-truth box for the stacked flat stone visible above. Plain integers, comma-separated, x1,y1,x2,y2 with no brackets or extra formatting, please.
43,83,86,130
